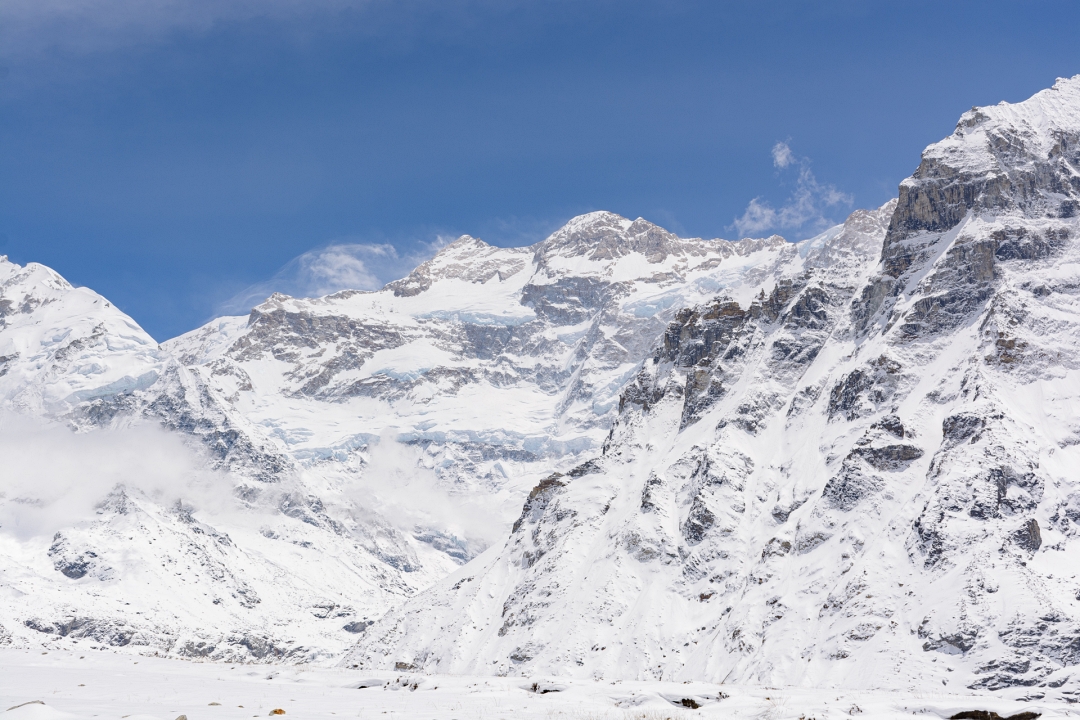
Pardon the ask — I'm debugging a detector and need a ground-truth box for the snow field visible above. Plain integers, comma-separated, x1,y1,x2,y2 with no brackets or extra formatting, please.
0,648,1062,720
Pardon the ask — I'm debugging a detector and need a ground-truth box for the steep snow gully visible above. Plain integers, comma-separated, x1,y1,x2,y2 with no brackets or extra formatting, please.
4,76,1080,702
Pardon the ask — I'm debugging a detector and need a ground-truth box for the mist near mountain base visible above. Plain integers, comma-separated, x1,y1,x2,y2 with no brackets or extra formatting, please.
349,430,507,554
0,415,235,540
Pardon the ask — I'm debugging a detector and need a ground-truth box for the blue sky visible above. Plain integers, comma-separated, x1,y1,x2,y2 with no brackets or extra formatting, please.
2,0,1078,341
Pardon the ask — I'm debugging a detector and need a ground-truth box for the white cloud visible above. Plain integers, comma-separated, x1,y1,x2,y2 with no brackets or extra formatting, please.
0,416,233,540
771,141,795,169
346,429,505,554
290,243,390,296
733,142,853,239
216,235,453,316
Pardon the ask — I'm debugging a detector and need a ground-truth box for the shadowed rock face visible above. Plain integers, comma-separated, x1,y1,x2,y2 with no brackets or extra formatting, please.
1014,518,1042,553
346,77,1080,702
858,79,1080,339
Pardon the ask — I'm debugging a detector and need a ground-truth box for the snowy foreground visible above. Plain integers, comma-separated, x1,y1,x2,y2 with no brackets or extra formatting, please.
0,649,1062,720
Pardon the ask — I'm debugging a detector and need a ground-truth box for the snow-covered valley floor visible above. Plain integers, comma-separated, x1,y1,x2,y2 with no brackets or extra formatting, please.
0,649,1065,720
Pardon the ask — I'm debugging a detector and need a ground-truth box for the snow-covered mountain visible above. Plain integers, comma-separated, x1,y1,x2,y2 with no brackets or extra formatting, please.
346,76,1080,701
0,198,813,661
0,260,163,414
164,215,799,505
6,73,1080,703
0,257,458,661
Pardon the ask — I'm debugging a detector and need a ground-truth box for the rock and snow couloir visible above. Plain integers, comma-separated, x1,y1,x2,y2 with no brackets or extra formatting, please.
346,76,1080,700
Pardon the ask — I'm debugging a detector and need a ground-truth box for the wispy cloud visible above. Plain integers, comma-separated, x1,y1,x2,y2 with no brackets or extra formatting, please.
0,0,361,62
0,416,232,540
732,141,852,239
347,429,506,555
770,140,795,169
216,235,453,316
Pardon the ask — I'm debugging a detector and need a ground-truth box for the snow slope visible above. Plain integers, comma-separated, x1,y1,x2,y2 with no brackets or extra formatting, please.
0,260,163,414
348,76,1080,702
0,646,1061,720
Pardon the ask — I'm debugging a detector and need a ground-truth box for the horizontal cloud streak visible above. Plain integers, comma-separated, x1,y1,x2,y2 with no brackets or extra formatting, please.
0,0,364,61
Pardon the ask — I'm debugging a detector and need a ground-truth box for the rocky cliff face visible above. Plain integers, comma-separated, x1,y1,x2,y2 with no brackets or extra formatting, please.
347,77,1080,702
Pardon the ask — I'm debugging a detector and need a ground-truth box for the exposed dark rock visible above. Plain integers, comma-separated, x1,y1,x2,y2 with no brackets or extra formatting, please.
521,277,619,325
950,711,1041,720
822,463,881,511
994,226,1069,261
922,629,978,653
512,474,567,533
896,285,994,338
827,356,901,421
942,412,987,446
24,616,137,647
1014,518,1042,552
343,620,374,634
179,640,217,657
760,538,792,558
871,414,906,437
47,534,103,580
682,498,716,545
852,443,923,471
640,472,663,512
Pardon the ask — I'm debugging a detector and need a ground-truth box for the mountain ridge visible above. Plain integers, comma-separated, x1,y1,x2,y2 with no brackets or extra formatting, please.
0,197,818,662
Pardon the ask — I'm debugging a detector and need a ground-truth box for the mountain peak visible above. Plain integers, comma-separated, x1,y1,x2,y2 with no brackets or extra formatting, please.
536,211,698,267
558,210,634,235
438,234,490,253
538,211,634,251
879,75,1080,289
